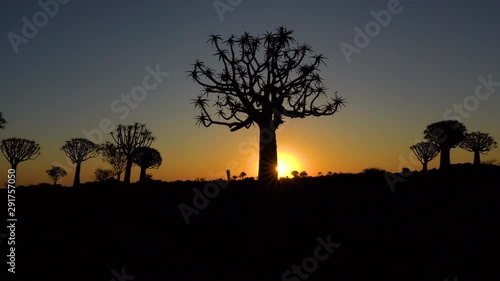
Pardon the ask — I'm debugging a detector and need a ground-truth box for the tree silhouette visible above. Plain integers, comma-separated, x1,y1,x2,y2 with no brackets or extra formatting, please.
0,138,40,177
410,141,439,171
326,171,333,176
100,141,127,181
459,131,497,165
239,171,247,180
61,138,100,187
291,170,299,178
424,120,467,169
46,166,67,185
317,172,323,177
189,27,345,186
0,112,6,129
299,171,308,177
232,175,238,180
94,168,114,183
132,147,162,183
111,123,155,184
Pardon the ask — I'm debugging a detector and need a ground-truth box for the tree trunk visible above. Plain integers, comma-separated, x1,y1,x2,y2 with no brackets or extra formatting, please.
10,163,18,181
439,147,451,169
257,126,278,187
139,166,147,182
254,125,280,273
124,158,133,183
422,161,428,172
116,172,121,181
473,150,481,165
73,162,81,187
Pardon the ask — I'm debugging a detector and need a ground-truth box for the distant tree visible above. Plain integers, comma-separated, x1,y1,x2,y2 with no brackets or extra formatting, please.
232,175,238,180
326,171,333,176
410,141,439,171
61,138,100,187
424,120,467,169
46,166,67,185
194,177,206,182
1,138,40,178
460,131,497,165
189,27,345,186
145,173,153,181
132,147,162,183
299,171,308,177
226,169,231,181
94,168,114,183
111,123,155,184
100,141,127,181
291,170,299,178
239,171,247,180
317,172,323,177
0,112,6,129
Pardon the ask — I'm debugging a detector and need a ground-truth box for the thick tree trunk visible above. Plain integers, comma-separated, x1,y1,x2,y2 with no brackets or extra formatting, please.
139,167,147,182
422,161,428,172
73,162,81,187
254,125,280,273
124,158,133,183
439,147,451,169
473,151,481,165
257,127,278,187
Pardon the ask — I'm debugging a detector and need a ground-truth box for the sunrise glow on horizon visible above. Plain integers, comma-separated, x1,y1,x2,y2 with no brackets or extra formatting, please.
1,1,499,186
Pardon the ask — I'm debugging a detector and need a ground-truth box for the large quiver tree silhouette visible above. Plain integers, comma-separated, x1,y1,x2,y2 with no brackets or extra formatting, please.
1,138,41,177
410,141,439,171
459,131,497,165
189,26,345,186
100,141,127,181
111,123,155,184
61,138,100,187
132,147,162,183
424,120,467,169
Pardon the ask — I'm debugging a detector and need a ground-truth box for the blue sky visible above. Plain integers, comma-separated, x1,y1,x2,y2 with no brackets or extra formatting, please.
1,0,499,185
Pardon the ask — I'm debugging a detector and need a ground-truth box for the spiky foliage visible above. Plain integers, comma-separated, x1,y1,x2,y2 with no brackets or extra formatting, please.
460,131,497,165
61,138,100,187
0,112,6,129
132,147,162,183
189,26,345,185
100,141,127,181
410,141,439,171
110,123,155,184
1,138,41,173
424,120,467,169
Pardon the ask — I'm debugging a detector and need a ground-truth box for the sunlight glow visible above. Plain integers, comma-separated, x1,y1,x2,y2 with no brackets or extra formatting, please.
277,152,300,178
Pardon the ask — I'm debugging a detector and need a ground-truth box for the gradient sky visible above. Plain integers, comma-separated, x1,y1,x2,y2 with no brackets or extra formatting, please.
1,0,499,186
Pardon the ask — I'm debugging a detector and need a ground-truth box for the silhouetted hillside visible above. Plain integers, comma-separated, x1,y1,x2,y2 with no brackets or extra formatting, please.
3,164,499,281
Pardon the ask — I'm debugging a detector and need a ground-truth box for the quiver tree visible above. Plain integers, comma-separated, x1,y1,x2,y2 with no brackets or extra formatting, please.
111,123,155,184
459,131,497,165
424,120,467,169
0,138,41,178
132,147,162,182
100,141,127,181
189,27,345,186
61,138,100,187
410,141,439,171
46,166,67,185
0,112,6,129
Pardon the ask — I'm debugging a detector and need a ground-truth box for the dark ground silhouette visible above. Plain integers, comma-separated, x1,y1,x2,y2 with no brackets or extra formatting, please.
3,164,499,281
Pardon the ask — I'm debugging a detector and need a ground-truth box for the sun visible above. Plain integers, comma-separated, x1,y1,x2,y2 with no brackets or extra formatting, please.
276,152,300,178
